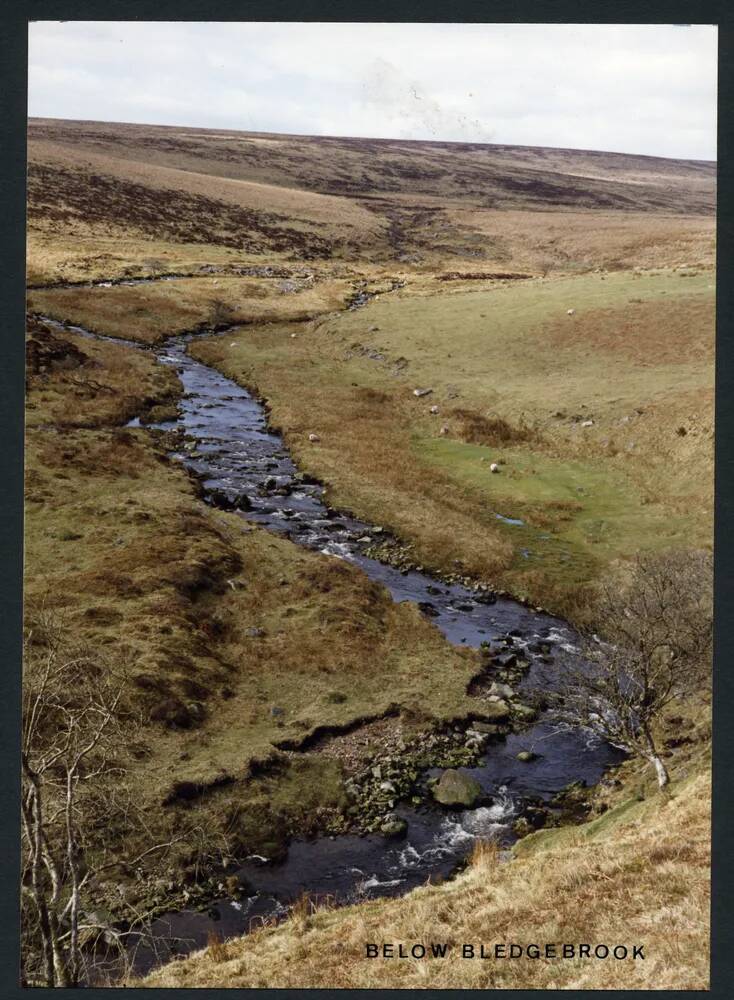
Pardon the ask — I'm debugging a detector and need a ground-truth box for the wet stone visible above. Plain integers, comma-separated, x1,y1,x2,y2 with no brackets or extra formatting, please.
432,769,482,807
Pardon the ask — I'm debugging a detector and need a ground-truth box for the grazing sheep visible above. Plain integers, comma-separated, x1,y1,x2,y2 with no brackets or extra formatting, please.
429,405,439,414
490,462,500,473
567,308,576,316
308,433,320,442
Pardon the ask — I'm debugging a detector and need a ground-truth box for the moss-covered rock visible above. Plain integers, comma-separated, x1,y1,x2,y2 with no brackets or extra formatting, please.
432,768,482,807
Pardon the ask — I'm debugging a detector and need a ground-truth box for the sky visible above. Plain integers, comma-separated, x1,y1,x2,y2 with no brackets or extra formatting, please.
28,21,718,160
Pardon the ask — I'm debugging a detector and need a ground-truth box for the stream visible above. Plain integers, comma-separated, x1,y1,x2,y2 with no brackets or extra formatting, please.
43,318,624,977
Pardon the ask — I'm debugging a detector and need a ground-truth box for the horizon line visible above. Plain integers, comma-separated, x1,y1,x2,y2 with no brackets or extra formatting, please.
27,115,718,165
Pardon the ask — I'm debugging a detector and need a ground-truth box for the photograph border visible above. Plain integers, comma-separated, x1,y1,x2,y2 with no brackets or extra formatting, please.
2,2,731,996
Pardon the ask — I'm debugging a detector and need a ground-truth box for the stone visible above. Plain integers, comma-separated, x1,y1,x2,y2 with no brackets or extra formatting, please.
440,425,450,435
482,699,510,720
581,419,594,427
413,387,433,397
379,780,397,794
489,681,515,700
512,817,534,837
432,768,482,807
429,405,439,414
380,816,408,838
207,488,238,510
80,907,117,946
511,703,538,721
418,601,439,617
308,433,320,442
516,750,538,762
472,721,501,734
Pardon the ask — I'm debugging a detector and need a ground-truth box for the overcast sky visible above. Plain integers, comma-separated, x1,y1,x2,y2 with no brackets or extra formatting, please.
28,21,718,160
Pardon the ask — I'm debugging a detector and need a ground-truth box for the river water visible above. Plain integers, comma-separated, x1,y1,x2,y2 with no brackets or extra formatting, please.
42,319,624,976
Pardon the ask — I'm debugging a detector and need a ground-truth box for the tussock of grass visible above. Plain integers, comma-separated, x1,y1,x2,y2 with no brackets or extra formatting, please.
452,408,541,447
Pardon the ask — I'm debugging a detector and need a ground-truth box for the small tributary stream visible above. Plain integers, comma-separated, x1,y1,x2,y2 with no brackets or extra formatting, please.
43,318,624,977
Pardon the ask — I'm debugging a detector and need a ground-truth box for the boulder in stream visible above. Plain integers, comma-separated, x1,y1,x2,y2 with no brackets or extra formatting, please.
432,768,482,807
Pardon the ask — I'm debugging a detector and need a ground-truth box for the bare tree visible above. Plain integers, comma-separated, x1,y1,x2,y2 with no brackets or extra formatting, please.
21,631,125,987
547,550,712,789
208,298,234,328
21,616,232,986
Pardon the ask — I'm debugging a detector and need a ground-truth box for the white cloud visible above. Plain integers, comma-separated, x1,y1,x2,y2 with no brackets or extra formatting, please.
28,21,718,159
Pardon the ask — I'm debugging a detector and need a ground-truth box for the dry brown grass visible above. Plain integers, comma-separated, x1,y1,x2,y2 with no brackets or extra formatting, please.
539,293,716,365
468,837,500,868
447,206,715,274
25,315,180,419
140,771,711,990
27,274,355,345
452,409,541,447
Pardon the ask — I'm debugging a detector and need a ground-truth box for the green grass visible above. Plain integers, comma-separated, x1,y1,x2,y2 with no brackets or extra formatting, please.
513,798,643,858
414,436,691,590
321,268,713,412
